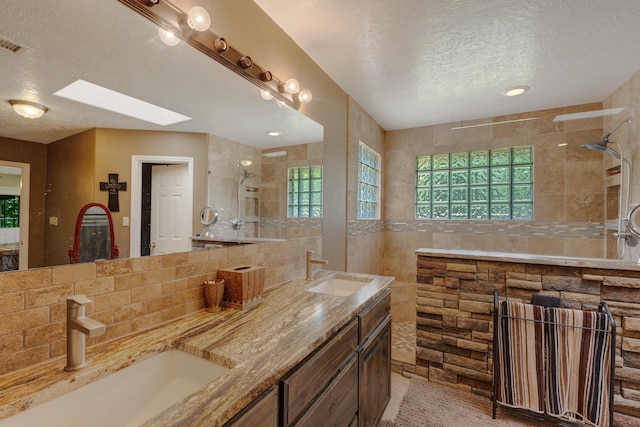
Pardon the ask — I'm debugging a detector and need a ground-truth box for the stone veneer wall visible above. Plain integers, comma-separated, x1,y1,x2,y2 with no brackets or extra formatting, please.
0,237,320,377
416,254,640,427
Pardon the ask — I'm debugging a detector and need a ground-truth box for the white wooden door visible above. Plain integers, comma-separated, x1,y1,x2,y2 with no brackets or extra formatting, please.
150,164,191,255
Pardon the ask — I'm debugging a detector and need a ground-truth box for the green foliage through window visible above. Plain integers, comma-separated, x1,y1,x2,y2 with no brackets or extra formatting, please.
358,142,381,219
0,196,20,227
415,146,533,220
288,166,323,218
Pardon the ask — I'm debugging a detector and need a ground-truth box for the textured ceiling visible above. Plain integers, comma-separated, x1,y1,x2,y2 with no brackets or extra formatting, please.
0,0,322,146
254,0,640,130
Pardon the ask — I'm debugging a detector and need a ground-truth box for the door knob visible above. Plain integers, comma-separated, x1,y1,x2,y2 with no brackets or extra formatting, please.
149,242,156,249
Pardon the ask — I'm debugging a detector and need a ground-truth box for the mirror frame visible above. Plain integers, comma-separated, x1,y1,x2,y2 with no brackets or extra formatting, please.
68,203,118,264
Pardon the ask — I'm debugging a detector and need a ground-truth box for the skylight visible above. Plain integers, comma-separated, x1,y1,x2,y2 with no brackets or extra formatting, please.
54,80,191,126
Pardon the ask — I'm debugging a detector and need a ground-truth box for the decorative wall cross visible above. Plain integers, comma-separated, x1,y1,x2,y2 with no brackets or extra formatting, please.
99,173,127,212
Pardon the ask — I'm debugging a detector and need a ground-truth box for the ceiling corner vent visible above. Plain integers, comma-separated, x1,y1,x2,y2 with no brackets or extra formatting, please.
0,36,27,55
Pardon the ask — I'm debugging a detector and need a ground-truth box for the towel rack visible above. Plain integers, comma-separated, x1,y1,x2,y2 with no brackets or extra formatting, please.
492,290,616,427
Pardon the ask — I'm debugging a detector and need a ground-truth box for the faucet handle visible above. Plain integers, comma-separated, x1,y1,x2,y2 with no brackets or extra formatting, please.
67,295,93,308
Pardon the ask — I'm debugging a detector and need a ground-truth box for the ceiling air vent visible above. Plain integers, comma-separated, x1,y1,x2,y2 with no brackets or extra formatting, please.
0,36,27,54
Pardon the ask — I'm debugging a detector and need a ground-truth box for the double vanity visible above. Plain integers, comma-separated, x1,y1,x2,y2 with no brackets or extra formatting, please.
0,270,393,426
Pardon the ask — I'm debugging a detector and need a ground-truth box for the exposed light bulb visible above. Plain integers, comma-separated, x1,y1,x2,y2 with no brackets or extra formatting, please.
276,100,286,108
158,28,180,46
260,89,274,101
284,78,300,94
187,6,210,31
298,89,313,104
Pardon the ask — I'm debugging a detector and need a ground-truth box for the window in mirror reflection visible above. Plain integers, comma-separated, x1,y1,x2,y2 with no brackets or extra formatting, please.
0,196,20,228
357,142,381,220
288,166,323,218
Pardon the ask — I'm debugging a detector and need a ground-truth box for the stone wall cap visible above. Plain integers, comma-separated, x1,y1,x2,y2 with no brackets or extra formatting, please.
416,248,640,272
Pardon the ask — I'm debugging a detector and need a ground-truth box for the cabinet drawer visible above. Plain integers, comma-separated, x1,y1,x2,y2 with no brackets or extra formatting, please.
357,288,390,342
294,353,359,427
282,318,358,425
224,386,278,427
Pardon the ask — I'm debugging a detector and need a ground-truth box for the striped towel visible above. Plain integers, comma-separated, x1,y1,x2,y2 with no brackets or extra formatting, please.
545,307,612,427
495,301,545,413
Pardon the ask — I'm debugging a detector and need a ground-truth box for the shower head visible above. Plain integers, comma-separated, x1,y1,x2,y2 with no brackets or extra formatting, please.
581,141,622,159
581,117,630,160
239,167,255,185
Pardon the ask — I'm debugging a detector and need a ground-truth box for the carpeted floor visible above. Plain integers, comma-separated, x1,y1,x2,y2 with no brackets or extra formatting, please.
379,375,561,427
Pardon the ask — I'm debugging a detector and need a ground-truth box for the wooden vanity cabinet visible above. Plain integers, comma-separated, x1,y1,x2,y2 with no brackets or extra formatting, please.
281,318,359,426
224,385,279,427
294,353,359,427
357,289,392,427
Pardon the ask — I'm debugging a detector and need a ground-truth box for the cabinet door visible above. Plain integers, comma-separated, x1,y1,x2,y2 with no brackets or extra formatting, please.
294,353,359,427
224,386,278,427
359,314,391,427
282,318,358,425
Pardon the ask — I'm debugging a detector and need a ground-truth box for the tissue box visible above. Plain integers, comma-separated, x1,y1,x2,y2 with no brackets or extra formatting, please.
216,265,265,310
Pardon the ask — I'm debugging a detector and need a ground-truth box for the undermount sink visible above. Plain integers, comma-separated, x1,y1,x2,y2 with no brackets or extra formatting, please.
306,275,372,297
0,350,228,427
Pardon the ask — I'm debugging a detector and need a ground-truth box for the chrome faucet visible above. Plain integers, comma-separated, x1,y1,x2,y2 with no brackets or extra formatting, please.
65,295,106,371
306,250,328,281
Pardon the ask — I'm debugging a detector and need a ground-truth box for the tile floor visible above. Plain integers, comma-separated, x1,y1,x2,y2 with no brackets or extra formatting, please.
382,320,415,422
391,320,416,366
380,372,411,422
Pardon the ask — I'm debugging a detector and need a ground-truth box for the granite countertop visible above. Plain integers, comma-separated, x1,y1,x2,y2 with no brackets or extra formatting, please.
0,270,394,426
190,236,286,244
416,248,640,271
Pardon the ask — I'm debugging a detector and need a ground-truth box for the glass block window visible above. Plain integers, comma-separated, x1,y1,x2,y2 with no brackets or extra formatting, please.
416,146,533,220
0,196,20,227
288,166,323,218
358,142,381,219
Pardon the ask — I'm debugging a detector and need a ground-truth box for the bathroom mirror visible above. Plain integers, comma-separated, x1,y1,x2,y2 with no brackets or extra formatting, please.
0,1,323,270
69,203,118,264
199,207,218,239
200,207,219,227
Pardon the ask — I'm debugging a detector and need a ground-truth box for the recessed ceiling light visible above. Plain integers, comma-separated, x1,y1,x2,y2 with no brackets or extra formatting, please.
557,142,568,147
54,79,191,126
505,85,529,97
267,131,281,137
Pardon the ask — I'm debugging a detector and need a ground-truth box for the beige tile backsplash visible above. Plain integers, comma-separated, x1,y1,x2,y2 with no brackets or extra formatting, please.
0,238,320,377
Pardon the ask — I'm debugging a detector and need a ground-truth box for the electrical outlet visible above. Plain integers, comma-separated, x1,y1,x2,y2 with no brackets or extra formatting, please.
49,216,58,226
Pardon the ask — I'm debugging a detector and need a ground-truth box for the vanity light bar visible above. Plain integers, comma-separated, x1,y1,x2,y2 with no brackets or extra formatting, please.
118,0,302,110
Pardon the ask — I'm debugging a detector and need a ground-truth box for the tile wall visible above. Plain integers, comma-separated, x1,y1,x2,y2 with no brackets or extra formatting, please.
0,237,320,377
379,102,621,294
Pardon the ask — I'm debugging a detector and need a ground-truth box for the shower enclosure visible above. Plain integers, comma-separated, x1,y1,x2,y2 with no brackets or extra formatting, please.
582,117,637,258
231,166,256,234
